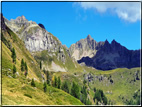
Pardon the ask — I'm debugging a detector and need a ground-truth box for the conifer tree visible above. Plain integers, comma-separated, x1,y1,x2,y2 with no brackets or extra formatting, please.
43,82,47,92
21,59,25,71
46,70,50,85
54,76,58,88
25,62,28,72
40,61,42,70
13,65,17,78
57,77,61,89
13,65,16,74
12,48,16,64
31,78,36,87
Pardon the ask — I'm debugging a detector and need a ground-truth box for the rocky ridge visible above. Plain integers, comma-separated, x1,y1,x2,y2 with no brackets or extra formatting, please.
4,15,72,72
77,38,140,70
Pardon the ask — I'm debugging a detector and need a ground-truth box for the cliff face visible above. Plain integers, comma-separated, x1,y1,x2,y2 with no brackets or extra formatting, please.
70,35,140,70
4,15,72,72
4,15,62,52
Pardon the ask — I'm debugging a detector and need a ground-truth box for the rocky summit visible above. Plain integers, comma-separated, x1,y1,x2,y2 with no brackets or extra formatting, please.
69,34,104,60
4,15,61,52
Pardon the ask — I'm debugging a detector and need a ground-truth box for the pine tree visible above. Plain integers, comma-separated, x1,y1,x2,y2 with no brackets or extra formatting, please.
25,62,28,72
11,48,16,64
54,76,58,88
103,95,107,105
43,82,47,92
94,87,96,92
13,65,16,74
31,78,36,87
40,61,42,70
13,65,16,78
46,70,50,85
57,77,61,89
21,59,25,71
94,90,101,102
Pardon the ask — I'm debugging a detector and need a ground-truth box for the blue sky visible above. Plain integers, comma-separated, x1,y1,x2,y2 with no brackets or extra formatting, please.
2,2,141,50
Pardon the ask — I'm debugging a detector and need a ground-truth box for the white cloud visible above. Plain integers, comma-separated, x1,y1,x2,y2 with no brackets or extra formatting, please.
77,2,141,23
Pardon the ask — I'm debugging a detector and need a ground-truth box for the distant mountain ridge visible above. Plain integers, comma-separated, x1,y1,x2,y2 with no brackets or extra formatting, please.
69,35,140,70
4,15,141,71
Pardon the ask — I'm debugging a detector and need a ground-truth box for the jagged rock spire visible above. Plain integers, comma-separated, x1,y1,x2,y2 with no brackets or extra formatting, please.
87,34,92,40
15,15,28,23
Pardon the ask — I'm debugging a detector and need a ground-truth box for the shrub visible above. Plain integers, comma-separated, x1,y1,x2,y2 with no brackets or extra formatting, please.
24,93,32,98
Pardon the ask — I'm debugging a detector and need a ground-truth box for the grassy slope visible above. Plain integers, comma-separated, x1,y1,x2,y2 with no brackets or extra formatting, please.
53,67,141,105
2,25,140,105
1,27,83,105
2,75,83,105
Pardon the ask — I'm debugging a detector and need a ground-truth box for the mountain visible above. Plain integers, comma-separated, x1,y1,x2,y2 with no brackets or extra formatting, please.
1,14,83,105
1,14,140,105
69,35,140,70
4,15,78,72
69,34,104,60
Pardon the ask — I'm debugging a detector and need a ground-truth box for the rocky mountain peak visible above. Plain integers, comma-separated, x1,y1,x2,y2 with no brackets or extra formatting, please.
14,15,28,23
111,39,119,46
86,34,93,41
111,39,116,43
104,39,110,46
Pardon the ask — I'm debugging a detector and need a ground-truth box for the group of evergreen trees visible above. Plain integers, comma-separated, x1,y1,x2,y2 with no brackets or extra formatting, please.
125,89,140,105
61,79,92,105
80,80,92,105
21,58,28,77
93,88,107,105
52,76,61,89
61,80,70,93
11,47,28,78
